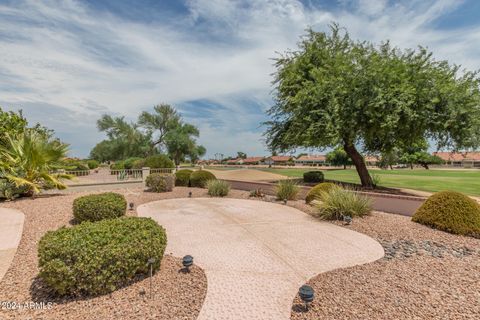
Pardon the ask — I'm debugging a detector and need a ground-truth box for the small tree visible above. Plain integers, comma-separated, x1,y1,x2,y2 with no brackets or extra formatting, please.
326,147,351,169
237,152,247,159
264,25,480,188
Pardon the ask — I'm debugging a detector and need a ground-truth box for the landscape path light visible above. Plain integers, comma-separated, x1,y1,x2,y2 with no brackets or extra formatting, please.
129,202,135,210
147,258,155,298
182,255,194,272
298,285,314,311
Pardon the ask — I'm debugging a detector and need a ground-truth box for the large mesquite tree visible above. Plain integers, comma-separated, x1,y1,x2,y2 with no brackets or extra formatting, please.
264,25,480,187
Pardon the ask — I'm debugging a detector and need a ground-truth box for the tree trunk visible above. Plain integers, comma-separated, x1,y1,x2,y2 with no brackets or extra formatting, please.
410,163,413,169
343,142,373,188
343,164,346,169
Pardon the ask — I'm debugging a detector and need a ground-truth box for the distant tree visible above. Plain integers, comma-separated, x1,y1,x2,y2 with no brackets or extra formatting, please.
138,104,181,151
326,147,351,169
189,145,206,164
96,115,153,159
237,152,247,159
264,24,480,188
378,148,401,169
165,123,204,166
400,151,444,169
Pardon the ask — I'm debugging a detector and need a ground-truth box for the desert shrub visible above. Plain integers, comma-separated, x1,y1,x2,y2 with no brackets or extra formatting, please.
86,160,99,169
110,161,125,170
412,191,480,237
305,182,337,204
0,178,28,200
175,169,193,186
190,170,216,188
131,159,145,169
207,180,230,197
61,159,89,171
303,171,324,183
275,179,300,200
371,173,381,188
123,157,143,169
313,185,372,220
249,188,265,198
145,173,174,192
143,155,174,169
38,217,167,296
73,192,126,222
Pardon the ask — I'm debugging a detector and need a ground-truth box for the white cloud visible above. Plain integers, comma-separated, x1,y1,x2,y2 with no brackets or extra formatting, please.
0,0,479,157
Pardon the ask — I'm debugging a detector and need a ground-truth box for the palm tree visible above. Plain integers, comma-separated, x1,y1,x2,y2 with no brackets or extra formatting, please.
0,130,72,195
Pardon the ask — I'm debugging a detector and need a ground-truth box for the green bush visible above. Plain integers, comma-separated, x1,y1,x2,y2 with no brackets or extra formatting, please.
305,182,337,204
412,191,480,237
313,185,372,220
145,173,174,192
86,160,99,169
190,170,216,188
207,180,230,197
73,192,126,222
143,155,174,169
175,169,193,186
303,171,324,183
275,179,300,200
0,178,28,200
38,217,167,296
123,157,143,169
110,161,125,170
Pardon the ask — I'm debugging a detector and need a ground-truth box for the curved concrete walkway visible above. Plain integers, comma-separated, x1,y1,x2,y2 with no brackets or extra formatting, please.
138,198,384,320
0,208,24,281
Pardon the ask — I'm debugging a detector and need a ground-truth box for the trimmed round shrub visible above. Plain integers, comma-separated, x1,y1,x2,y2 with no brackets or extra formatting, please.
73,192,126,222
175,169,193,186
207,180,230,197
305,182,337,204
38,217,167,296
303,171,324,183
412,191,480,237
190,170,216,188
145,173,174,192
143,155,174,169
86,160,99,169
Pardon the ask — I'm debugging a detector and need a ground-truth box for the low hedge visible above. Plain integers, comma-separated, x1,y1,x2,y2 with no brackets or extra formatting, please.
303,171,324,183
143,155,175,169
73,192,126,222
175,169,193,186
190,170,216,188
146,173,174,192
412,191,480,237
38,217,167,296
305,182,337,204
86,160,99,169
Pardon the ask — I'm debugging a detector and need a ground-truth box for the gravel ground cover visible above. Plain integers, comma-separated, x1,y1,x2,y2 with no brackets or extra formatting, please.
290,211,480,320
0,187,246,320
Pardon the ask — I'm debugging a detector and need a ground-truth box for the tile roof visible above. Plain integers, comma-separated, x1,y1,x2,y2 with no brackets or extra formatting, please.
269,156,292,162
242,157,265,163
295,155,326,161
433,152,480,161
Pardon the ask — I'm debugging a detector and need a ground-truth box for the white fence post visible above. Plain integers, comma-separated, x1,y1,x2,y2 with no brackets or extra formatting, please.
142,167,150,186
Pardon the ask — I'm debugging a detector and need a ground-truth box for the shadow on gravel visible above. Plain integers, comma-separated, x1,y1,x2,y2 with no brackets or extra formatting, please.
29,273,150,305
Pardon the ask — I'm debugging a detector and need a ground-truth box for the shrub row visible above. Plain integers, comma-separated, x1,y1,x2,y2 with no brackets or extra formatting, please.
110,155,175,170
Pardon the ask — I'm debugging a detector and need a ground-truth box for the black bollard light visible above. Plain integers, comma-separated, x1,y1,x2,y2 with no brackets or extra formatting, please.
182,255,193,272
188,191,192,198
343,215,352,225
147,258,155,298
283,199,288,205
129,202,135,210
298,285,314,311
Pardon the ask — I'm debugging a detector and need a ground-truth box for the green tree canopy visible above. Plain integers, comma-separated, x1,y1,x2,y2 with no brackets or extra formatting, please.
264,24,480,187
165,123,203,166
326,147,352,169
138,104,181,151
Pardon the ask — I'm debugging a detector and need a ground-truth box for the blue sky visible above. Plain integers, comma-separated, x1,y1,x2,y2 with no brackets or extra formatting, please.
1,0,480,158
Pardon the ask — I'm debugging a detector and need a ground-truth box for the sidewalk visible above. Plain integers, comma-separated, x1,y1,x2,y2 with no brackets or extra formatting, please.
0,208,24,281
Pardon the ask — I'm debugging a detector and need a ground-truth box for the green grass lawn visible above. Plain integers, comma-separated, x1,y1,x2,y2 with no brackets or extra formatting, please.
257,167,480,196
